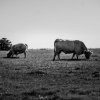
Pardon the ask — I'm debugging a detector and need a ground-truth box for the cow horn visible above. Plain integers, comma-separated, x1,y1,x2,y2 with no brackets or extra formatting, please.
88,50,93,54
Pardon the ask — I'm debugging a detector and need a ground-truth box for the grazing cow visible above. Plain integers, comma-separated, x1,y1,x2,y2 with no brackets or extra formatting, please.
7,43,28,58
53,39,92,61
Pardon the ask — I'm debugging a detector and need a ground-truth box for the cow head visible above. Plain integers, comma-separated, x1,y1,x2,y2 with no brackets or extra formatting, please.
7,50,13,58
84,50,93,59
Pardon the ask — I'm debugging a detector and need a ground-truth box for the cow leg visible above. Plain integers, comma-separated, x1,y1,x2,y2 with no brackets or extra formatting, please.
11,51,14,58
53,50,61,61
72,53,75,59
24,52,26,58
53,52,56,61
58,54,60,60
58,51,61,60
16,52,19,57
76,55,79,60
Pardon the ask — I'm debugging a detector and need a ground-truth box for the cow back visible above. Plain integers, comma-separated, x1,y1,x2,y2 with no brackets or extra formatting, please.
54,39,75,53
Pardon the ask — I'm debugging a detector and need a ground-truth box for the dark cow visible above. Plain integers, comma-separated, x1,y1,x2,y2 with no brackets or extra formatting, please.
7,43,28,58
53,39,92,61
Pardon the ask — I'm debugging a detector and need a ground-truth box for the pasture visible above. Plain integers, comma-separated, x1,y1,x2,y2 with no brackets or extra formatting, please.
0,49,100,100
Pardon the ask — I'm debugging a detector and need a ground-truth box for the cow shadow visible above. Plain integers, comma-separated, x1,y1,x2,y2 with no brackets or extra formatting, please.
62,58,86,61
3,56,20,59
52,59,87,61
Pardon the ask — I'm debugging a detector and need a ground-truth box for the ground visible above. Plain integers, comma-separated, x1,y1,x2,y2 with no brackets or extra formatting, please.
0,49,100,100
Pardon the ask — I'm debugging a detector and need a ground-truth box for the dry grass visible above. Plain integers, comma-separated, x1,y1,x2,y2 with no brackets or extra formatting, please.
0,49,100,100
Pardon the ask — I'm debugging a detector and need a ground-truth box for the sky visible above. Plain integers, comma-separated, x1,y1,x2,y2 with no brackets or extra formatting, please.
0,0,100,49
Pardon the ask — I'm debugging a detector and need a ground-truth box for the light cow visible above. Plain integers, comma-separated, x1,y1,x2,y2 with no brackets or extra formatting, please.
7,43,28,58
53,39,92,61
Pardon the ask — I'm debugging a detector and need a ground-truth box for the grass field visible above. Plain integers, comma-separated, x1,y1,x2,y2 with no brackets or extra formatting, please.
0,49,100,100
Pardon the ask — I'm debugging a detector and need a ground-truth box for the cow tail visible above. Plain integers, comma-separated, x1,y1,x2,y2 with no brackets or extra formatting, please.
54,41,56,53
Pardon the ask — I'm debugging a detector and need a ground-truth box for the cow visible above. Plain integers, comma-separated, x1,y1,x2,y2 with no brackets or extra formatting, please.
53,39,92,61
7,43,28,58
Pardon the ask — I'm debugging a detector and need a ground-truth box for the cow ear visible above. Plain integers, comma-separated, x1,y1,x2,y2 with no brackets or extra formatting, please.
90,51,93,54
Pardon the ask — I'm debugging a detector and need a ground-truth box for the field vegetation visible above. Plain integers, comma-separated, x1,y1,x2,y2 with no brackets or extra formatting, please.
0,48,100,100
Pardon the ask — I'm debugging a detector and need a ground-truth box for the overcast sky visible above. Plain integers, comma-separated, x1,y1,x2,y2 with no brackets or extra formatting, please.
0,0,100,49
